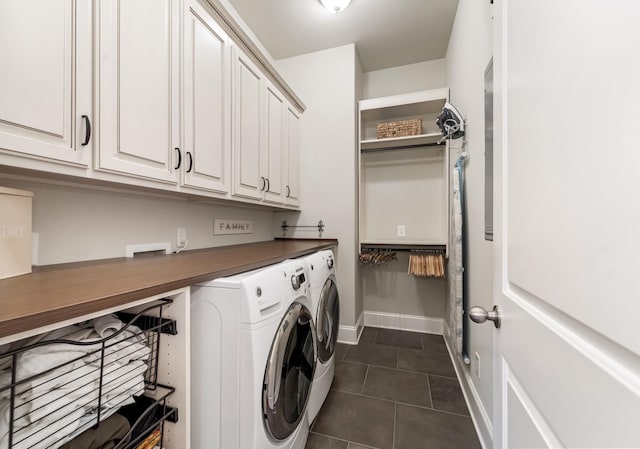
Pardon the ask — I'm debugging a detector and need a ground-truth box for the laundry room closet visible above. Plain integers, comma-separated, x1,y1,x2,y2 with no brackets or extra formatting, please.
358,87,450,334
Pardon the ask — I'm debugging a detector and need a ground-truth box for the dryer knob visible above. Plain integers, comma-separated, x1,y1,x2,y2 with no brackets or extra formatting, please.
291,274,301,290
327,257,334,269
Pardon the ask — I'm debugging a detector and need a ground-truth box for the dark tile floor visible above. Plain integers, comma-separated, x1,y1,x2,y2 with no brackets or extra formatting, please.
305,327,481,449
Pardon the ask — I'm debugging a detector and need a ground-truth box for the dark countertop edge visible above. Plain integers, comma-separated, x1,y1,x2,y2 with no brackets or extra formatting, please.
0,239,337,340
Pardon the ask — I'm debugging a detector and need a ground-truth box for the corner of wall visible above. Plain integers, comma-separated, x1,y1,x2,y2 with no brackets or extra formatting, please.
443,0,495,444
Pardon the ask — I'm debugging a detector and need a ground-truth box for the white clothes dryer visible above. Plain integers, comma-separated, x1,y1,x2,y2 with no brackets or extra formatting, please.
190,260,316,449
302,249,340,423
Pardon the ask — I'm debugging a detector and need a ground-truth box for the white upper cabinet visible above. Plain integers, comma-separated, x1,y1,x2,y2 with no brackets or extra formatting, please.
284,105,301,207
263,81,286,204
0,0,92,166
0,0,303,209
232,48,294,206
232,46,264,201
181,0,231,194
95,0,180,183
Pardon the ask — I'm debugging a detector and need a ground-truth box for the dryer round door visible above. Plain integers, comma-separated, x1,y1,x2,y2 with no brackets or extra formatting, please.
262,302,316,440
316,276,340,363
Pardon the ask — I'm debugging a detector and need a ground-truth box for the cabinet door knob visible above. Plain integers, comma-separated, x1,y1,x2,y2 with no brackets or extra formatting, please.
265,178,270,192
186,151,193,173
174,148,182,170
260,177,266,191
81,115,91,146
286,185,291,198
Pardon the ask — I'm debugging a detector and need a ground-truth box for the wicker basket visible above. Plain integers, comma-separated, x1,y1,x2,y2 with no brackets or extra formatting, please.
376,118,422,139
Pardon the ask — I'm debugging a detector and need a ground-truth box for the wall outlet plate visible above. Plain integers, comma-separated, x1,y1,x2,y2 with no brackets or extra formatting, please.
177,228,187,247
397,224,406,237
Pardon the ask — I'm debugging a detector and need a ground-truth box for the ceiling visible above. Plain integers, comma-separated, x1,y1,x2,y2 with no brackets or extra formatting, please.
225,0,460,73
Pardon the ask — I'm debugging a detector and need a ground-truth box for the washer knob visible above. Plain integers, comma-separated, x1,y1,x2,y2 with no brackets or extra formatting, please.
327,257,334,269
291,274,301,290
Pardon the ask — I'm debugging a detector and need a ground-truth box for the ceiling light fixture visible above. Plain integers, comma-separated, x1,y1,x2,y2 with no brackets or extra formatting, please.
319,0,352,14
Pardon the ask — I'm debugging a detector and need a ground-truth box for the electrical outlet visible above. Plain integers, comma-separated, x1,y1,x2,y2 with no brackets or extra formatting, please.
397,225,406,238
474,352,481,379
177,228,187,247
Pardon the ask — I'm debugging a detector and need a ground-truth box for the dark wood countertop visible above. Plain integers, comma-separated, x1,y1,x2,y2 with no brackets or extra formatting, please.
0,239,337,339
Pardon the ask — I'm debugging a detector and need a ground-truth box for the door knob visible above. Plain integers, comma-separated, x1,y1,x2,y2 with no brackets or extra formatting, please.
469,305,502,328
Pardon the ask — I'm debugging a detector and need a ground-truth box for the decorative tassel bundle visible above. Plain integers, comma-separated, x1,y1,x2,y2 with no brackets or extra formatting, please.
408,253,445,278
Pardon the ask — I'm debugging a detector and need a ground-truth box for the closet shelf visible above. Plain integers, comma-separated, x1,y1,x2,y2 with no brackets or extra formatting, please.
360,132,443,151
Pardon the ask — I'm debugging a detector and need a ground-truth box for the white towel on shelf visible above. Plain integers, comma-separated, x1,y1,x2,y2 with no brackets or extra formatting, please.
100,360,147,409
0,400,85,449
92,314,123,338
84,325,150,367
14,328,96,383
5,361,95,428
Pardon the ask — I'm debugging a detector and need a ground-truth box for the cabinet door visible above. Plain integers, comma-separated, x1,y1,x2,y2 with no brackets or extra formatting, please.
182,0,231,194
285,105,301,207
0,0,91,166
232,47,264,200
96,0,179,183
263,83,285,204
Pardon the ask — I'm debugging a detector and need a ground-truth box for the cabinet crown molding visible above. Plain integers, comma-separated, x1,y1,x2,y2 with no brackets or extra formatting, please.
201,0,307,113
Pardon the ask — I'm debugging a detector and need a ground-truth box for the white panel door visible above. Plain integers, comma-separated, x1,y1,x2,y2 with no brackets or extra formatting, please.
491,1,640,447
182,0,231,194
285,105,301,207
96,0,179,183
0,0,91,166
232,47,264,200
263,82,285,204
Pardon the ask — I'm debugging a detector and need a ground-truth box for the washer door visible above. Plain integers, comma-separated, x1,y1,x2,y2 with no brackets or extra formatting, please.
263,302,316,440
316,275,340,363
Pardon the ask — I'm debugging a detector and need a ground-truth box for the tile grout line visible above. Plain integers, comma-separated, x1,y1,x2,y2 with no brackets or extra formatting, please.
392,402,397,449
339,357,457,379
361,363,370,395
396,345,399,369
330,386,472,418
426,373,434,409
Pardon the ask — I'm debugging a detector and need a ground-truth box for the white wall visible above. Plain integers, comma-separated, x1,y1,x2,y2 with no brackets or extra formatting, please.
362,254,446,317
444,0,494,447
0,178,276,265
362,58,446,99
274,44,360,333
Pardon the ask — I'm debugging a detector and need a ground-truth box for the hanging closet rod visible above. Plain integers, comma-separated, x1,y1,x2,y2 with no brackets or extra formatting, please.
281,220,324,237
360,243,446,252
360,142,444,153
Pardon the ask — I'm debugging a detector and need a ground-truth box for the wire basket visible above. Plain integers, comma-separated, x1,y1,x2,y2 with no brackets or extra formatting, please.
0,299,177,449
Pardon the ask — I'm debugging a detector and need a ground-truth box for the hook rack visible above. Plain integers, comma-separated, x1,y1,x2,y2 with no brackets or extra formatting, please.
281,220,325,237
360,243,446,253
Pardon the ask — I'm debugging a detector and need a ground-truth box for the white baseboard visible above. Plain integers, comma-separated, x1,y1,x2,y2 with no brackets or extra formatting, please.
337,311,364,345
363,310,444,335
444,336,494,449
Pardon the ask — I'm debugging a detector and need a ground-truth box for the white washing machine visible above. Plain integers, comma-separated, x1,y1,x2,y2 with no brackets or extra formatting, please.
302,249,340,423
190,260,316,449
